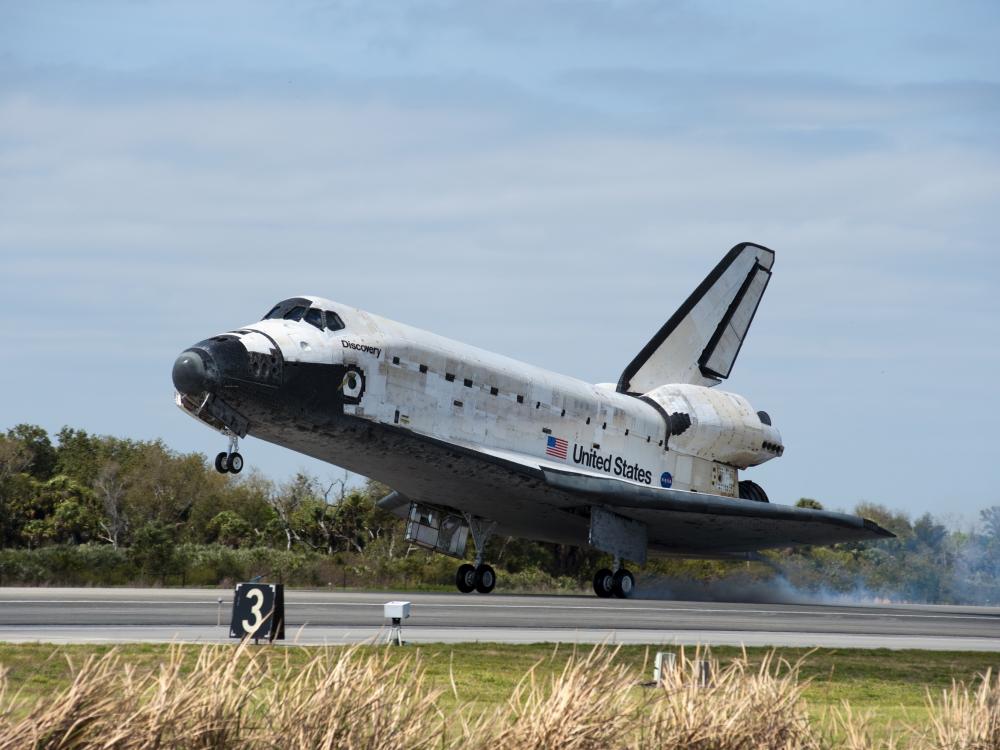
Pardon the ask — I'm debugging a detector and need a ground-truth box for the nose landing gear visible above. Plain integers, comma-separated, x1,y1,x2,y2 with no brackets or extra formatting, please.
593,559,635,599
214,433,244,474
454,516,497,594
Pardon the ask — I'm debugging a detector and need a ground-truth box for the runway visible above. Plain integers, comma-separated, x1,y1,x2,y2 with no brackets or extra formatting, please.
0,588,998,650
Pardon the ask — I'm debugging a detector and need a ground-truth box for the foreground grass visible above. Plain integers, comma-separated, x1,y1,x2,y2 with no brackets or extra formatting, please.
0,642,997,747
1,643,994,721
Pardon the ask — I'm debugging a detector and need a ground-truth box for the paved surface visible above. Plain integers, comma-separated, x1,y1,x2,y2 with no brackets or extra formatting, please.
1,588,998,650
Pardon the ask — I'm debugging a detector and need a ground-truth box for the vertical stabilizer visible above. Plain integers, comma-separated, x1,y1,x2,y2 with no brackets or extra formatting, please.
617,242,775,393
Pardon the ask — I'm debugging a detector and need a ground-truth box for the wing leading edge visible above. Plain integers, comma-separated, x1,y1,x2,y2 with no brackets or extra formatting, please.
543,467,893,555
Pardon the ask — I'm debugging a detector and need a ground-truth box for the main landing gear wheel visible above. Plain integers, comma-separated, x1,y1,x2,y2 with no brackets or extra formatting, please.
475,564,496,594
454,515,499,594
456,563,477,593
214,452,228,474
612,569,635,599
593,568,614,598
226,452,243,474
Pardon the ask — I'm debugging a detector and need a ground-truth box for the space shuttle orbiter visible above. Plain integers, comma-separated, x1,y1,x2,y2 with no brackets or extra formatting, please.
172,242,891,598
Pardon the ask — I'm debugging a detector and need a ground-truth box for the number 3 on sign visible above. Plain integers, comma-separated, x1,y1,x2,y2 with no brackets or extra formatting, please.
241,587,265,634
230,582,283,641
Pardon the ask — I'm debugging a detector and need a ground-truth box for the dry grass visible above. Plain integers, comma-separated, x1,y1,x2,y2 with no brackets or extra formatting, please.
464,645,636,750
0,643,445,750
0,643,997,749
919,668,1000,750
640,648,821,749
824,670,1000,750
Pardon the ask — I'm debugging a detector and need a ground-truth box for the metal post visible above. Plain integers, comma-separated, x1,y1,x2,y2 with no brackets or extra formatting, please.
388,617,403,646
698,659,713,687
217,597,223,627
653,651,676,684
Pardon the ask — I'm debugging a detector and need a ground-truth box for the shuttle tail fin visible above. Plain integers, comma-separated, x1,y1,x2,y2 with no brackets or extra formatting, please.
617,242,775,393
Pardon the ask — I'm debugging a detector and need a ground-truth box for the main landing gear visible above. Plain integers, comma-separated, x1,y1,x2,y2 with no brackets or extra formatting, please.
214,433,243,474
593,559,635,599
455,515,497,594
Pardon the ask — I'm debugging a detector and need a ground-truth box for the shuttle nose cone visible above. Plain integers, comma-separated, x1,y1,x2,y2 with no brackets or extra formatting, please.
172,349,214,396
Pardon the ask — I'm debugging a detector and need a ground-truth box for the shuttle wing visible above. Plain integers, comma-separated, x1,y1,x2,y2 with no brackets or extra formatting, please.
618,242,775,393
406,437,891,555
543,467,893,554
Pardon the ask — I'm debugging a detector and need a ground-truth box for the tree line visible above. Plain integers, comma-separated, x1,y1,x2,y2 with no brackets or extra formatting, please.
0,423,998,603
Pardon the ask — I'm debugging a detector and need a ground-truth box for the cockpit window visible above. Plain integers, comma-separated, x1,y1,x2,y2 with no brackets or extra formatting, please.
324,311,345,331
261,297,313,321
262,299,343,330
304,308,324,330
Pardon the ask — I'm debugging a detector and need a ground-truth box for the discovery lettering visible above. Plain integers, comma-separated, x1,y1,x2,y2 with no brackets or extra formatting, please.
341,340,381,359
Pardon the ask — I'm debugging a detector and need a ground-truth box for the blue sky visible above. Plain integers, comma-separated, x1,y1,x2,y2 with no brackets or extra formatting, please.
1,1,998,525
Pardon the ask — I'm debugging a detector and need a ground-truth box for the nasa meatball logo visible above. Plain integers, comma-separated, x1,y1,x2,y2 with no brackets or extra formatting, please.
660,471,673,488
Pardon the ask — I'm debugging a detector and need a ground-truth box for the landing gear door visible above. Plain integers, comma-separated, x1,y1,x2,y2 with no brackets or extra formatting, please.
404,503,469,558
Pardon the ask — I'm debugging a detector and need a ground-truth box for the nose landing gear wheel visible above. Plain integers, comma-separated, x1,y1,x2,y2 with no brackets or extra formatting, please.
612,569,635,598
593,568,614,598
475,564,496,594
215,434,244,474
456,563,477,593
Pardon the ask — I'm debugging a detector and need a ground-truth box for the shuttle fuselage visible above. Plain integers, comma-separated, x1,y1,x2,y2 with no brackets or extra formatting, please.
172,243,890,598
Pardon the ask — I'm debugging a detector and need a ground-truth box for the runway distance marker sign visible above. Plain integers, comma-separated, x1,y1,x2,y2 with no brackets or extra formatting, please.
229,582,284,642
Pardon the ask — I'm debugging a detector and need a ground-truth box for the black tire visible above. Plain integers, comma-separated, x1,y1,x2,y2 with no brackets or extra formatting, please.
456,563,477,593
612,569,635,599
214,452,229,474
475,564,496,594
738,479,769,503
593,568,614,598
226,452,244,474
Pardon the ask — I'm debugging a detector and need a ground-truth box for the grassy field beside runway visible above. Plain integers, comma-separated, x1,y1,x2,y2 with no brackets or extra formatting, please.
0,642,997,740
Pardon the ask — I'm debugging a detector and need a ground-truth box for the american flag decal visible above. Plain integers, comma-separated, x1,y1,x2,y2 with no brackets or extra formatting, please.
545,435,568,459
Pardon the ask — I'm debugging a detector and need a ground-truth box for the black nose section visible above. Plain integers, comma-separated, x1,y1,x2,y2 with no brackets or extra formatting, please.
172,349,215,396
